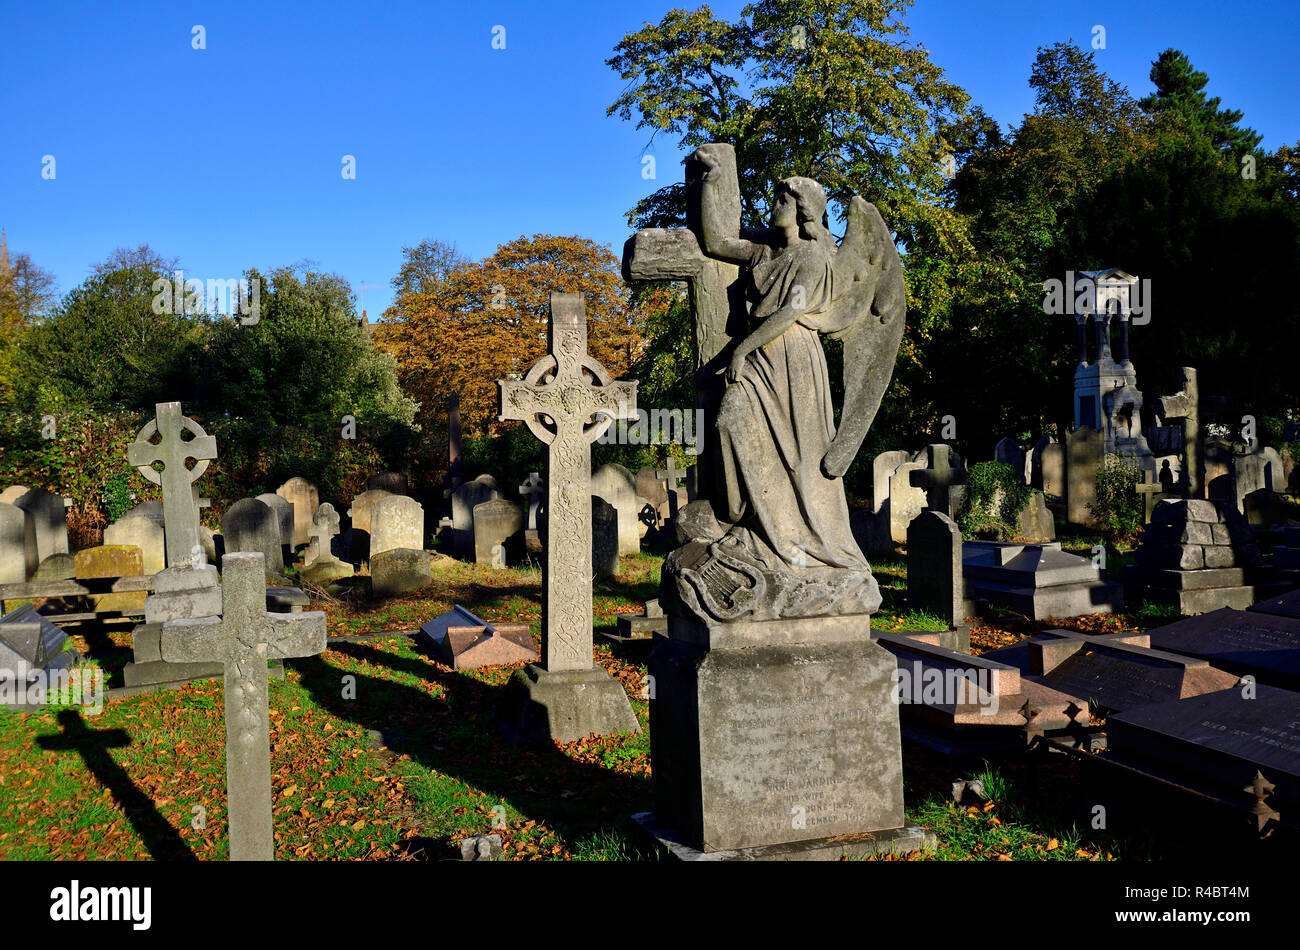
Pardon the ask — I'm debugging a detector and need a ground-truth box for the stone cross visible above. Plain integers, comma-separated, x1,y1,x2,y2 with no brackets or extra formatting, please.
1135,471,1163,523
305,503,341,564
498,293,637,672
910,444,966,512
161,552,326,861
127,402,217,568
1155,366,1200,496
657,457,687,520
622,146,743,501
518,472,544,531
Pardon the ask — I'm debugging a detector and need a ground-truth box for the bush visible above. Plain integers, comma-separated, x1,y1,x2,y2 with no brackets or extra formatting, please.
957,461,1032,540
1088,455,1144,547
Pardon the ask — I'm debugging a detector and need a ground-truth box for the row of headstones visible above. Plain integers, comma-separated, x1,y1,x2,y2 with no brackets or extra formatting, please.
0,486,71,585
448,462,692,571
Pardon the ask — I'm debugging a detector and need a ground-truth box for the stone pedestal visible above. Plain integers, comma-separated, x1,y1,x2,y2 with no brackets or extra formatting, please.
642,614,931,858
496,664,639,743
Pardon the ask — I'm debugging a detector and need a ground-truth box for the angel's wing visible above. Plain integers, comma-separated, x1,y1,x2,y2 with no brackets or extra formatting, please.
821,196,906,479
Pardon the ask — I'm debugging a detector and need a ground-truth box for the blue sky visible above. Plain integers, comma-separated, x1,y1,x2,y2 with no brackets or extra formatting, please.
2,0,1295,318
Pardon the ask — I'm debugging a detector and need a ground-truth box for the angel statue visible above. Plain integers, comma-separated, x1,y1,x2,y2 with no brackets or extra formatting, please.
649,144,906,625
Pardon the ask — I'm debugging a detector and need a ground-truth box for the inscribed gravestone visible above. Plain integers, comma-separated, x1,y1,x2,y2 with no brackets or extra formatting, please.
275,477,319,547
13,487,69,565
994,438,1026,485
370,495,424,557
370,548,431,598
451,476,501,558
74,545,145,613
0,503,36,584
872,450,910,514
128,500,165,525
222,499,283,574
1150,606,1300,691
592,463,640,556
347,488,392,563
473,498,524,568
592,496,619,578
161,552,326,861
104,515,166,576
635,466,668,510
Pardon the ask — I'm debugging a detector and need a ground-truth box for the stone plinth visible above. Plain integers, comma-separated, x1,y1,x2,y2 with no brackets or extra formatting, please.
644,614,927,856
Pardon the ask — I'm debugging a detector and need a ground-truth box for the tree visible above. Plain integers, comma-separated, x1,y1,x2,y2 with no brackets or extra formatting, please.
203,264,417,430
390,239,468,298
375,235,649,437
1139,49,1263,156
15,253,203,413
0,248,58,406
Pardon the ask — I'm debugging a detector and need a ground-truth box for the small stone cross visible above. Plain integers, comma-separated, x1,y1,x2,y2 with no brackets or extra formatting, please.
910,444,966,512
498,293,637,672
128,402,217,568
1135,471,1162,523
161,552,326,860
657,457,687,520
518,472,544,531
305,503,341,564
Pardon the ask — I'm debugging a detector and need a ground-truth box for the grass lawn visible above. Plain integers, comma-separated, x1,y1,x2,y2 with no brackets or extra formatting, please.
0,544,1197,860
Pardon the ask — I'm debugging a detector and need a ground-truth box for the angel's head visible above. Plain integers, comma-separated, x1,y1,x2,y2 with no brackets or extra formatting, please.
774,177,834,248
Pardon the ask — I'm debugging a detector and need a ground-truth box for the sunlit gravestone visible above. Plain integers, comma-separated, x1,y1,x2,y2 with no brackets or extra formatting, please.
127,402,217,568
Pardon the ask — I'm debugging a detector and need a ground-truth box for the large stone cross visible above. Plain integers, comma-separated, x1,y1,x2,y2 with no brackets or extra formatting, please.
910,444,966,513
499,293,637,672
127,402,217,568
622,146,743,500
161,552,326,861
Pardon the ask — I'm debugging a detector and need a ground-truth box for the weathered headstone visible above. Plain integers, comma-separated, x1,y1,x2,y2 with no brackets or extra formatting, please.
0,502,36,584
12,487,69,566
370,548,431,598
222,499,284,574
0,485,29,505
366,472,408,495
656,457,688,522
127,402,217,567
907,510,964,628
592,463,640,556
473,498,524,568
347,488,392,564
993,438,1026,485
910,443,966,518
1154,366,1200,496
1065,427,1104,525
104,515,166,576
451,476,501,559
161,552,326,860
33,553,75,581
275,477,320,548
592,496,619,578
127,500,165,525
255,493,294,554
0,604,80,698
74,545,145,613
1151,606,1300,691
370,495,424,558
495,292,640,742
872,450,911,514
635,466,668,510
1015,492,1056,541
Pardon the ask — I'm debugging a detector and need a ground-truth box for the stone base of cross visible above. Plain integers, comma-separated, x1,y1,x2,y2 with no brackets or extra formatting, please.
162,552,326,860
494,292,640,743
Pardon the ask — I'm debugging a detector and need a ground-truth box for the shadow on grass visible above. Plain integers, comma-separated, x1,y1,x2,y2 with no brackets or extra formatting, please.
35,709,196,861
292,642,652,859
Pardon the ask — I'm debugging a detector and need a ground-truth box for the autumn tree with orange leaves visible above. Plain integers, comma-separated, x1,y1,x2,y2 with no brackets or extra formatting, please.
374,235,650,440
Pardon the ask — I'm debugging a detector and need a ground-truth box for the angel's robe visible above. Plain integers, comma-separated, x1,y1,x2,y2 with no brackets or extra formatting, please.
715,238,871,573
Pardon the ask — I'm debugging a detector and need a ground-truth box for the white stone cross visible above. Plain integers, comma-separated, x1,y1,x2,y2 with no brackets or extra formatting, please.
161,552,326,860
498,293,637,672
128,402,217,568
518,472,544,531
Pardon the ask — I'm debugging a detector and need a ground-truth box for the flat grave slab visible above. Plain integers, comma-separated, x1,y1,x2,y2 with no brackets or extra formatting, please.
1146,607,1300,691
